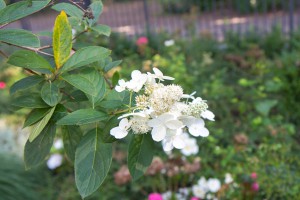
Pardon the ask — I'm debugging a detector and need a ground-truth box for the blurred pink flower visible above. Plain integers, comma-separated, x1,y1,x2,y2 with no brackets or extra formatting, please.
191,197,200,200
136,36,148,46
251,172,257,179
148,193,163,200
251,182,259,192
0,81,6,89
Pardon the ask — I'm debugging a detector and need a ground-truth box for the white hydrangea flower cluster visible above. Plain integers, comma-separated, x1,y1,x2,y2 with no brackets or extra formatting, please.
110,67,215,151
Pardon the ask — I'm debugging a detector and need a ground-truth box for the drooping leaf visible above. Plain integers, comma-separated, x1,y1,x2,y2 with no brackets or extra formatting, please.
52,3,84,18
24,122,56,169
0,0,51,25
41,82,61,106
62,68,106,102
23,108,51,128
10,75,44,95
111,71,120,87
56,109,108,125
29,106,56,142
53,11,72,69
62,125,82,162
99,116,118,143
88,1,103,26
11,93,49,108
0,29,40,47
7,50,53,74
61,46,111,73
104,60,122,72
128,134,154,181
75,128,112,198
255,100,278,116
91,24,111,36
0,0,6,10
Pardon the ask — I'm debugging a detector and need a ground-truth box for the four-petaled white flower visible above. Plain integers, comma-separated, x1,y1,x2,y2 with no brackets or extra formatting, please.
162,129,186,151
148,113,183,142
201,110,215,121
180,133,199,156
180,116,209,137
110,118,131,139
150,67,174,81
126,70,147,92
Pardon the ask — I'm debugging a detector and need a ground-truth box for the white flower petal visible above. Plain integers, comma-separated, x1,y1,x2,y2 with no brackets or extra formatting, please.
162,139,174,151
173,135,185,149
115,85,124,92
110,127,128,139
131,70,142,80
147,118,162,127
151,126,166,142
165,120,183,130
153,67,163,77
162,75,175,80
188,121,209,137
201,110,215,121
119,118,130,130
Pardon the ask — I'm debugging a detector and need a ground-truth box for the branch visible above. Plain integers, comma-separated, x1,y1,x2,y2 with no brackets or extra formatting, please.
72,29,88,41
68,0,86,12
0,50,8,58
2,41,54,57
24,68,39,75
61,89,75,100
104,76,114,89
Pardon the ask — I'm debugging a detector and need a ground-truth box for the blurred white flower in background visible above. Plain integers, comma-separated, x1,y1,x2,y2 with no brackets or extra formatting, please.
54,139,63,150
164,39,175,47
225,173,234,184
47,153,63,170
207,178,221,193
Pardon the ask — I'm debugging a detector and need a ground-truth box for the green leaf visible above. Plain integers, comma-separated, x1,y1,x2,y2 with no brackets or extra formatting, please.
91,24,111,36
53,11,72,69
104,60,122,72
41,82,61,106
62,68,106,101
24,122,56,169
86,74,106,106
75,128,112,198
128,134,154,181
0,0,51,25
0,29,40,47
61,46,111,73
99,117,118,143
7,50,53,74
52,3,84,18
12,93,49,108
255,100,278,116
112,71,120,87
56,109,108,125
0,0,6,10
10,75,44,95
62,125,82,162
23,108,51,128
88,1,103,26
29,106,56,142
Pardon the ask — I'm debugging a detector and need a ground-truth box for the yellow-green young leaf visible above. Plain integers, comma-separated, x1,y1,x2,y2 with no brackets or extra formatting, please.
53,11,72,69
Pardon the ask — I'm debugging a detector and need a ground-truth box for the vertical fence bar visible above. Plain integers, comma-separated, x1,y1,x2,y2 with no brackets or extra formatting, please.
143,0,150,37
288,0,294,37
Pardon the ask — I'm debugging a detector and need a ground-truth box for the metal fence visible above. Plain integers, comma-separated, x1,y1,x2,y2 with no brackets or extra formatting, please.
98,0,300,39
